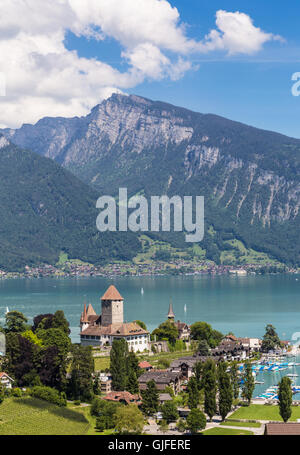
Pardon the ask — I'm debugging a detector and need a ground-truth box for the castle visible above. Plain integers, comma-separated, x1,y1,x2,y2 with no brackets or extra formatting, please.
80,285,150,353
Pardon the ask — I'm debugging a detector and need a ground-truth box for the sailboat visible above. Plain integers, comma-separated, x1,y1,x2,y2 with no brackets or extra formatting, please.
141,287,144,295
5,306,9,314
184,304,187,313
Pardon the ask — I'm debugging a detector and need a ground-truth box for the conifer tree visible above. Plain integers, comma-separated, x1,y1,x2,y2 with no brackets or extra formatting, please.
278,376,293,422
218,361,233,421
202,359,217,421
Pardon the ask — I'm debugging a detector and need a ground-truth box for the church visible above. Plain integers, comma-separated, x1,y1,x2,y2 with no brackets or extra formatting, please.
80,285,150,353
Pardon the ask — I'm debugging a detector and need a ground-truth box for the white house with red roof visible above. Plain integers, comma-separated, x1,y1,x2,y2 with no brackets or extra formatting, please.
0,372,14,389
80,285,150,353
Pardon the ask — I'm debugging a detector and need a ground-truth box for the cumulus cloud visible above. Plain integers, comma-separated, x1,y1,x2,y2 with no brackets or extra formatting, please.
0,1,283,128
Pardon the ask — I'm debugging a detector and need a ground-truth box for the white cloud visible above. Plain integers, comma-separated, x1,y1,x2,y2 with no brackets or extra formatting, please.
0,1,283,128
199,10,283,55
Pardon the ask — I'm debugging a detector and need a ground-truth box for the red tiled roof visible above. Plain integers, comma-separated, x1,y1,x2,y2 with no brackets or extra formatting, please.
265,423,300,435
0,372,13,381
81,321,149,337
101,285,123,301
103,391,141,405
139,361,152,369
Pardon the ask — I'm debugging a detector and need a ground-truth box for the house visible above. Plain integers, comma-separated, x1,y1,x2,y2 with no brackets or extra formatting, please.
212,339,250,361
80,285,150,353
264,423,300,435
167,302,190,341
158,393,173,405
170,355,222,379
99,372,112,394
238,337,261,352
0,372,14,389
138,370,181,394
138,361,153,371
103,391,142,406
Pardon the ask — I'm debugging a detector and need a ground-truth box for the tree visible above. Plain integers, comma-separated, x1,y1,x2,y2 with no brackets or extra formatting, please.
141,380,159,416
115,404,144,435
187,376,200,409
192,361,203,390
161,400,179,422
5,311,28,333
230,362,240,400
197,340,210,356
127,371,139,395
241,361,255,405
110,339,128,391
177,418,186,433
186,408,206,434
202,359,217,421
134,320,147,331
190,321,223,348
160,419,169,434
68,345,94,401
52,310,70,335
278,376,293,422
95,416,106,432
152,321,178,345
126,351,141,377
218,362,233,421
261,324,281,353
0,384,4,405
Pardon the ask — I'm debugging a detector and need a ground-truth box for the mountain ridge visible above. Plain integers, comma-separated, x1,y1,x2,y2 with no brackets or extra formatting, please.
1,94,299,266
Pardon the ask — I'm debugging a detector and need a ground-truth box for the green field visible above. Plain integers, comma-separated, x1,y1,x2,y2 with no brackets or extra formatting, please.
94,349,193,371
230,404,300,422
203,427,254,435
223,420,261,428
0,398,91,435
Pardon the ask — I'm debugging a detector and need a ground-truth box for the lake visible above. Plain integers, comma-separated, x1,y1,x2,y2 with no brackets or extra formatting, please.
0,274,299,344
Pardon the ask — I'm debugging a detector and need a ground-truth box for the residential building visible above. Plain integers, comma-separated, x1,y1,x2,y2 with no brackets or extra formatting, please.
0,372,14,389
138,370,181,394
103,391,142,406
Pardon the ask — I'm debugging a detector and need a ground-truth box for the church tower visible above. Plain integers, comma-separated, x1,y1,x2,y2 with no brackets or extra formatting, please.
101,285,124,326
167,300,175,322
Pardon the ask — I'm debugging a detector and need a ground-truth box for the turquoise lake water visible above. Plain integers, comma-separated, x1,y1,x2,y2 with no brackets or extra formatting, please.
0,274,299,345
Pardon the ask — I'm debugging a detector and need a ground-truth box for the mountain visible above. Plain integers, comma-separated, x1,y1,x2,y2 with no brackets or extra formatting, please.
2,94,300,266
0,135,139,271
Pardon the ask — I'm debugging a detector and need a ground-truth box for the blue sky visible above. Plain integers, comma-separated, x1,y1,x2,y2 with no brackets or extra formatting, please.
1,0,300,137
63,0,300,137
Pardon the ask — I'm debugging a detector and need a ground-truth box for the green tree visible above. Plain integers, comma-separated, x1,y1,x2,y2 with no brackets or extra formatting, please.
187,376,200,409
261,324,281,353
161,400,179,422
230,362,240,400
95,416,106,432
202,359,217,421
192,361,203,390
126,351,141,377
241,361,255,405
115,404,144,435
152,321,179,345
52,310,71,335
0,384,4,405
278,376,293,423
186,408,206,434
197,340,210,356
110,339,128,391
190,321,222,348
5,311,28,333
141,380,159,416
218,362,233,421
68,345,94,402
177,418,186,433
134,320,147,331
127,371,140,395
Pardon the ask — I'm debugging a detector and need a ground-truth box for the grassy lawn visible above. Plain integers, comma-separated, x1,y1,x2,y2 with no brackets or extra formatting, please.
223,420,261,428
203,427,254,435
231,404,300,422
0,397,91,435
94,349,193,372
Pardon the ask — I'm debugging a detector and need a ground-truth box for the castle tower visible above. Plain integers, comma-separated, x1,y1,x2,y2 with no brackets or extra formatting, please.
167,300,175,322
101,285,124,326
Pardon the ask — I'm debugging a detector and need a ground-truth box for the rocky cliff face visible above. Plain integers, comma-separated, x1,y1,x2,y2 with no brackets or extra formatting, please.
3,93,299,230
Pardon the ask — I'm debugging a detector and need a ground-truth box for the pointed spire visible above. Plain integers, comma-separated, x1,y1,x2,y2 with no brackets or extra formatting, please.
167,299,175,320
81,302,88,323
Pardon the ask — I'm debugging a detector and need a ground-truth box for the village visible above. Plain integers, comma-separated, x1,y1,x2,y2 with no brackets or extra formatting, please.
1,284,299,436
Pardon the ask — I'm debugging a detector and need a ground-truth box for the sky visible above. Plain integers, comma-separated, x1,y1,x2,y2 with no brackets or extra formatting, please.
0,0,300,137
